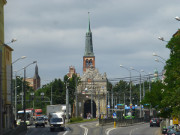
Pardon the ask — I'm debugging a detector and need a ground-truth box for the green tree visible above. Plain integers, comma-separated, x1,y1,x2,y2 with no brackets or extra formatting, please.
162,30,180,118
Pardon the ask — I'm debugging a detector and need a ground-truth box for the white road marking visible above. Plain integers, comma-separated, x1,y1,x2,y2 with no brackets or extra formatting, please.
106,128,116,135
80,124,88,135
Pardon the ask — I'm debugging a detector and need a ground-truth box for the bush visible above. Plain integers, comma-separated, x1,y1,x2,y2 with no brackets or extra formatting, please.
70,117,83,122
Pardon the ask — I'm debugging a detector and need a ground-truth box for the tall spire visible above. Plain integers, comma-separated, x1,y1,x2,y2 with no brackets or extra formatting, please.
88,12,91,32
84,12,94,56
34,64,40,79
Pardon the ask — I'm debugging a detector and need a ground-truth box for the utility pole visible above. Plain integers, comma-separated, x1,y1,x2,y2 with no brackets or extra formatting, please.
51,85,52,105
98,89,100,118
66,81,69,122
75,77,78,118
111,87,113,113
108,91,110,117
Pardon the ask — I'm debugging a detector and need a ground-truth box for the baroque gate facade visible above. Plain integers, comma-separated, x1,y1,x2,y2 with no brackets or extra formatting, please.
76,67,107,118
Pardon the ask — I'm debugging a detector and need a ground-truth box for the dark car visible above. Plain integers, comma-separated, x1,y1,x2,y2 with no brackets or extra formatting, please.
150,118,160,127
35,116,45,128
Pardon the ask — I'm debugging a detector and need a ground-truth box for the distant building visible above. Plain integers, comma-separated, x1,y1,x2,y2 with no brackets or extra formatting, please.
152,69,160,82
67,66,80,78
26,64,41,90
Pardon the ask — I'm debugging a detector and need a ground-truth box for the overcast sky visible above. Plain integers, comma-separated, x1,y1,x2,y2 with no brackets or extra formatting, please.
4,0,180,85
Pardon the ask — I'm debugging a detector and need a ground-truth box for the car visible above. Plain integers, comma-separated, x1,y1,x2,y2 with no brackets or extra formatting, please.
49,117,64,132
35,116,45,128
42,115,48,124
150,118,160,127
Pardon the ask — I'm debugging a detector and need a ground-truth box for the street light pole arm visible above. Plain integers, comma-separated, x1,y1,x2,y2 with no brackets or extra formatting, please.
12,56,26,64
24,61,37,69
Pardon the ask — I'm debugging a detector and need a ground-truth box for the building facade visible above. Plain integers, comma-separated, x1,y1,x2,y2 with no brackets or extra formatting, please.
0,0,14,131
75,15,108,118
26,64,41,90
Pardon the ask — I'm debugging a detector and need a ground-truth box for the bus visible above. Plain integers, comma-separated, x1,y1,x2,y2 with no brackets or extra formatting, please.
17,110,34,126
124,105,136,119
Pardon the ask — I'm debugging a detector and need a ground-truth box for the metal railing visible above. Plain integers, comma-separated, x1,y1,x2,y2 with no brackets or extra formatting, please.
99,117,145,126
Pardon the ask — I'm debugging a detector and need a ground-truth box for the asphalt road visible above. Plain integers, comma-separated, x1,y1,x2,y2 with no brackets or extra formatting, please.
25,121,161,135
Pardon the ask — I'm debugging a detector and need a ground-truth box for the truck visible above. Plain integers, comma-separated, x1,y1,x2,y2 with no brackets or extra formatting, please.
47,104,71,132
46,104,71,119
35,109,42,118
49,112,65,132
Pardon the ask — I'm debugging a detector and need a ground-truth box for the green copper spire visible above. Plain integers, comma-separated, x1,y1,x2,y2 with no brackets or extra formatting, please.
84,12,94,56
88,12,91,32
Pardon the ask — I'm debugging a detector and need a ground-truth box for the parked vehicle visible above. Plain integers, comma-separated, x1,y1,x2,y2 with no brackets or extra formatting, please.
35,116,45,128
150,118,160,127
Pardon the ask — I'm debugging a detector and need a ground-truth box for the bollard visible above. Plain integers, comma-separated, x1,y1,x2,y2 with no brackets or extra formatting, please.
114,120,116,128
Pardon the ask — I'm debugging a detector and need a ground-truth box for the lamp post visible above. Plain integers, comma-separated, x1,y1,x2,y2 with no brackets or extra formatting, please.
30,92,34,108
13,57,26,121
40,92,44,109
130,67,142,118
66,78,70,122
23,61,37,124
120,65,132,106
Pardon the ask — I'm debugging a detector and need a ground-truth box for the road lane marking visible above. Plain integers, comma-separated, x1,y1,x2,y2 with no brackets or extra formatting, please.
106,128,116,135
80,124,88,135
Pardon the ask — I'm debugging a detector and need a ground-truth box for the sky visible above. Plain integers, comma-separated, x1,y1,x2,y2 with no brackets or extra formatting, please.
4,0,180,85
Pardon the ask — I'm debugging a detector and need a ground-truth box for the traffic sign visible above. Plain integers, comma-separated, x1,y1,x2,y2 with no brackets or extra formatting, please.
113,112,117,118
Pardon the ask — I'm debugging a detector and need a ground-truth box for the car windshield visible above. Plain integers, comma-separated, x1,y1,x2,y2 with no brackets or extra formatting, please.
36,117,44,121
50,118,62,122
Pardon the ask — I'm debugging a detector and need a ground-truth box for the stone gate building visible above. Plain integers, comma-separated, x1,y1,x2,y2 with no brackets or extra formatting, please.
75,15,108,118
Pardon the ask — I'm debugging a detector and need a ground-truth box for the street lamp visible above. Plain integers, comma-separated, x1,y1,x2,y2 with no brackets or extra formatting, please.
175,16,180,21
155,58,165,65
23,61,37,124
12,56,26,64
13,58,26,121
153,52,166,62
130,67,142,118
120,65,132,106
